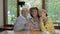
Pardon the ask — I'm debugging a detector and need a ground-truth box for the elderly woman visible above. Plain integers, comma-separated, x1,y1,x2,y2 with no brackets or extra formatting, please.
38,9,55,33
29,7,40,31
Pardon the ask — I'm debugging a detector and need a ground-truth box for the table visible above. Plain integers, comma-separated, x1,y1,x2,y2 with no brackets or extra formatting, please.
15,31,43,34
0,26,13,30
0,26,13,33
0,31,52,34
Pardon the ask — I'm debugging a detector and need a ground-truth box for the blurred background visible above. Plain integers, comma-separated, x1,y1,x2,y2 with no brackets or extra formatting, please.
0,0,60,30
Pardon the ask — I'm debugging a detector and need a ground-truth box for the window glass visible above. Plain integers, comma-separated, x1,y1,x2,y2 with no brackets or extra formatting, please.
7,0,17,24
45,0,60,23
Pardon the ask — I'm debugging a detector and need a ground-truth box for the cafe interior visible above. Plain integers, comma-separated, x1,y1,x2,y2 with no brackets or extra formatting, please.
0,0,60,34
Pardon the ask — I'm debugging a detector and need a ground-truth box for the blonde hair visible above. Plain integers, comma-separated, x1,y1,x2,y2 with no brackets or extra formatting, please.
39,9,47,16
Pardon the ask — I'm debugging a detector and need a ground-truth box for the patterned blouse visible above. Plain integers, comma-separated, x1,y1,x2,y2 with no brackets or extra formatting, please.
29,18,40,30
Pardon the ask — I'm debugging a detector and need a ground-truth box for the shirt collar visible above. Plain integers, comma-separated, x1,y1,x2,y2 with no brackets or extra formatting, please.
21,15,26,19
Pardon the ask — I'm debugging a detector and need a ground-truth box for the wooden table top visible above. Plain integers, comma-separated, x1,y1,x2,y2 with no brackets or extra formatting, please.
0,30,52,34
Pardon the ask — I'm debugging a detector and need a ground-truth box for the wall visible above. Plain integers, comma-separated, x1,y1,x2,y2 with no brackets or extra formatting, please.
0,0,3,26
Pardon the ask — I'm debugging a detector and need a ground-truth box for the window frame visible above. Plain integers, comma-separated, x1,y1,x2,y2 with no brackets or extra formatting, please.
3,0,19,27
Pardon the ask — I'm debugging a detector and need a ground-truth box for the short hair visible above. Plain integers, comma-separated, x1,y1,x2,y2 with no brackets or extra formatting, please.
29,7,39,17
39,9,48,17
21,7,28,14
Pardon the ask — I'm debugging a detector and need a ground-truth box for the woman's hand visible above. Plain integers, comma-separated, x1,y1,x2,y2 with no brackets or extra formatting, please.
24,23,31,27
39,17,44,23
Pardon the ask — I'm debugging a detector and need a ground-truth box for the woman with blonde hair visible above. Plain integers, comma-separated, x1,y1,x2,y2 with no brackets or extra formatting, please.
38,9,55,34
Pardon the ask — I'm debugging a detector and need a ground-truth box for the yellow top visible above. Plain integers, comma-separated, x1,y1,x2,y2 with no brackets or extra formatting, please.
40,18,55,33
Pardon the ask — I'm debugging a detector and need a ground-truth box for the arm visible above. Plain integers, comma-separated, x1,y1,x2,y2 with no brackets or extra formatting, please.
46,18,55,33
40,18,55,34
39,17,46,32
14,17,25,31
40,21,46,32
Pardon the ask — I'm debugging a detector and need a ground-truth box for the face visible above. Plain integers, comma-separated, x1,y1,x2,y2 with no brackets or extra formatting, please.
31,9,38,17
22,8,28,17
39,11,46,18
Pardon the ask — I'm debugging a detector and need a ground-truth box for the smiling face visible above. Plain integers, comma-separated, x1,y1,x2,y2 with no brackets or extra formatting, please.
31,9,38,17
30,7,38,18
39,9,47,18
22,8,28,18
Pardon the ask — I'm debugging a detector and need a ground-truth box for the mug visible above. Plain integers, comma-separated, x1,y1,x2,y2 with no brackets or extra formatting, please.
43,31,50,34
5,30,14,34
54,30,60,34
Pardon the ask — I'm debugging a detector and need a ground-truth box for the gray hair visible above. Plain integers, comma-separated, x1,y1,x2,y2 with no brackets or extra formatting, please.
21,7,28,14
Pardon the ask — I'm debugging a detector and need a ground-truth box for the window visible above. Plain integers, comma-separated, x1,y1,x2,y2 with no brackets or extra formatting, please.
19,0,42,18
4,0,43,26
19,0,42,9
3,0,17,26
4,0,60,26
7,0,17,24
45,0,60,23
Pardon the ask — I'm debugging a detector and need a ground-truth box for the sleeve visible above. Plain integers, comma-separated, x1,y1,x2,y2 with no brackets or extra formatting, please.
40,22,46,32
47,18,55,33
40,18,55,33
14,17,25,31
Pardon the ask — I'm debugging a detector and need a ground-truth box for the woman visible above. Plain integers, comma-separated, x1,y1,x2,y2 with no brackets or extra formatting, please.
38,9,55,33
29,7,40,31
